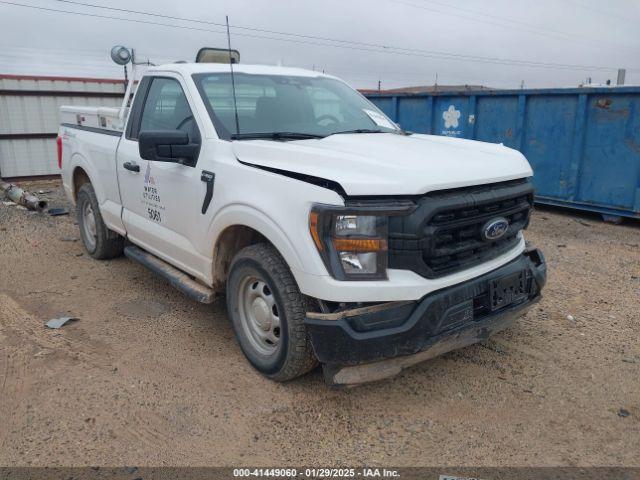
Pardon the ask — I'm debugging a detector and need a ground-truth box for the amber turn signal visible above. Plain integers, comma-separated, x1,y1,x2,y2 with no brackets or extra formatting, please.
309,211,324,251
332,238,387,252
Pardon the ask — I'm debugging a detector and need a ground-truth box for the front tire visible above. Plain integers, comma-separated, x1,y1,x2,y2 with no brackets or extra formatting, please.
226,244,318,381
76,183,124,259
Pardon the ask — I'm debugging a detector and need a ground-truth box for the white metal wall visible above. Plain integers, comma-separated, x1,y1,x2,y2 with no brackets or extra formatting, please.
0,75,124,177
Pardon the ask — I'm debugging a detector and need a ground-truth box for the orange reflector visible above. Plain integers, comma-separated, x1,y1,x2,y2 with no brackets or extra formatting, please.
309,211,323,251
332,238,387,252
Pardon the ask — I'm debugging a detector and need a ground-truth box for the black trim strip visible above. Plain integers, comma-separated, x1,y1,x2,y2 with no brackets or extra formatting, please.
61,123,123,137
238,159,347,198
0,133,57,140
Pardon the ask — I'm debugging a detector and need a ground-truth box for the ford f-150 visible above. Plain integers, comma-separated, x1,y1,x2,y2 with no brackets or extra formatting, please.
58,60,546,386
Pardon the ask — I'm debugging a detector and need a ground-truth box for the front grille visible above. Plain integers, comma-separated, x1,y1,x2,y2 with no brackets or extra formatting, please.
388,179,534,278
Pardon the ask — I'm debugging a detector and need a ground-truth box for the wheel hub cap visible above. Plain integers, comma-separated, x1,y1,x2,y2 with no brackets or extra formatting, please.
251,297,271,331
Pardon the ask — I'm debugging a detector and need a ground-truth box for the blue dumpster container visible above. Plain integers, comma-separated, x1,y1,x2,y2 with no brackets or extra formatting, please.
365,87,640,221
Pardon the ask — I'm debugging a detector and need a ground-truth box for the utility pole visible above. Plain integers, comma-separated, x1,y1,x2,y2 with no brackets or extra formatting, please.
377,79,381,92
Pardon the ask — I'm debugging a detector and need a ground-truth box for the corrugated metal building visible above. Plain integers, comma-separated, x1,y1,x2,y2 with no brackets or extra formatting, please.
0,74,124,178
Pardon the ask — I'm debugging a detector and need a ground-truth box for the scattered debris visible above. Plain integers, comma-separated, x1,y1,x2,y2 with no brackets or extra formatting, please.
0,179,48,211
2,200,17,207
48,207,70,216
45,317,79,329
576,219,592,227
618,408,630,418
37,189,52,194
557,244,567,248
566,315,575,322
622,358,637,364
59,236,79,242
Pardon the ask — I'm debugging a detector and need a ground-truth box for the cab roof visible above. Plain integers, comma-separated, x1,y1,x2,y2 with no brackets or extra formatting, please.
147,62,335,79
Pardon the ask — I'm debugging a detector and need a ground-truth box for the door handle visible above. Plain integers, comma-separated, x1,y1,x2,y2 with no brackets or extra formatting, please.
123,161,140,172
200,170,215,214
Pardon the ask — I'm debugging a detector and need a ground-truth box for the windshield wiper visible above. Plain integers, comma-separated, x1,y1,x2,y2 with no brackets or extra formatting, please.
328,128,412,136
230,132,324,141
328,128,387,136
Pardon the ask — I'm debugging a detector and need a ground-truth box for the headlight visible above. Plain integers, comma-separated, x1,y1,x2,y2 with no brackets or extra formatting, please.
335,215,377,236
310,203,414,281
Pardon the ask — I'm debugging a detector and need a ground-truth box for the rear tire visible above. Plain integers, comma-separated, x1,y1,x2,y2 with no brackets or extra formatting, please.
226,243,318,381
76,183,124,259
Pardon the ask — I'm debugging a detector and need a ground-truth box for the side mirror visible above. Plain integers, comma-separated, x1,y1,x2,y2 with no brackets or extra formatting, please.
139,130,199,165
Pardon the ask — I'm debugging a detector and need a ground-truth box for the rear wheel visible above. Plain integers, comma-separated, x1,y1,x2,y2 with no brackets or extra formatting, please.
226,243,318,381
76,183,124,259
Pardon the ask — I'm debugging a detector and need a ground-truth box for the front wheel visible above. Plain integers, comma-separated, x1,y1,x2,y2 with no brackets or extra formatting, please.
226,244,318,381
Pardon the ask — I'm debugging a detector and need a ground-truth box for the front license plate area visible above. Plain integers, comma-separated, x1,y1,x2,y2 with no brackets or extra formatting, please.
489,270,528,311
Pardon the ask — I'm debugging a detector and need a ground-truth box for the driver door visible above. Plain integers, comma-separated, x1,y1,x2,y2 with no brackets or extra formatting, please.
116,75,204,277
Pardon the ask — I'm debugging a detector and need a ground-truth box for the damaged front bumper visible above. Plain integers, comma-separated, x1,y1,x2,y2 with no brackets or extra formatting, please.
305,248,546,386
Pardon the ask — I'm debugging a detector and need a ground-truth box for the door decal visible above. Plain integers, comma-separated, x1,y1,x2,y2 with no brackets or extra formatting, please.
142,163,165,223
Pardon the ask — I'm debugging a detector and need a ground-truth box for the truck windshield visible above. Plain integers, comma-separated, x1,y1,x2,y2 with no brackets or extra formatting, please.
193,73,399,140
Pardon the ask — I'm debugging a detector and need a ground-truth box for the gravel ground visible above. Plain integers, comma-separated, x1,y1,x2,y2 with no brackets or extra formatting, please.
0,179,639,467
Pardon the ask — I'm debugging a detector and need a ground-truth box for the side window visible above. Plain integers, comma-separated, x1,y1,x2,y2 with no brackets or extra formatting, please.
139,78,197,137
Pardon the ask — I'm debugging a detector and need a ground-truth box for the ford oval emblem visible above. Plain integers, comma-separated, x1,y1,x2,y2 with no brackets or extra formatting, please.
482,217,509,241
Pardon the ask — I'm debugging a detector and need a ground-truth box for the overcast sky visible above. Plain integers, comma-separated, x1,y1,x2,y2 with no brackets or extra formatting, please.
1,0,639,90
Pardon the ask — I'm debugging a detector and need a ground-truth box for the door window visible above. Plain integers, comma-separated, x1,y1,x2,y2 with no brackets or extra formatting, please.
139,78,198,139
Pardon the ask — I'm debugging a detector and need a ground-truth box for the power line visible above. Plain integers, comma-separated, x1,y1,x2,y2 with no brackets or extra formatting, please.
47,0,637,71
391,0,568,41
0,0,635,72
49,0,574,58
1,47,631,89
394,0,640,52
54,0,570,52
0,45,515,86
560,0,640,25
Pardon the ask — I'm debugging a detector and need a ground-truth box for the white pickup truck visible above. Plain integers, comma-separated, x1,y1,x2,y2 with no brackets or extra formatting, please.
58,61,546,385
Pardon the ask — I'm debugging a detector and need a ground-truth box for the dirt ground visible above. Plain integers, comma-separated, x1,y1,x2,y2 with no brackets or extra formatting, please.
0,179,639,467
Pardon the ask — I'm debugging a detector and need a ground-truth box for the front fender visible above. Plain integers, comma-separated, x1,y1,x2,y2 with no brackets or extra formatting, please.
206,204,307,275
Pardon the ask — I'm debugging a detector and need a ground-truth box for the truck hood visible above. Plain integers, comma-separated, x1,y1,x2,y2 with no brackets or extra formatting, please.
232,133,533,196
